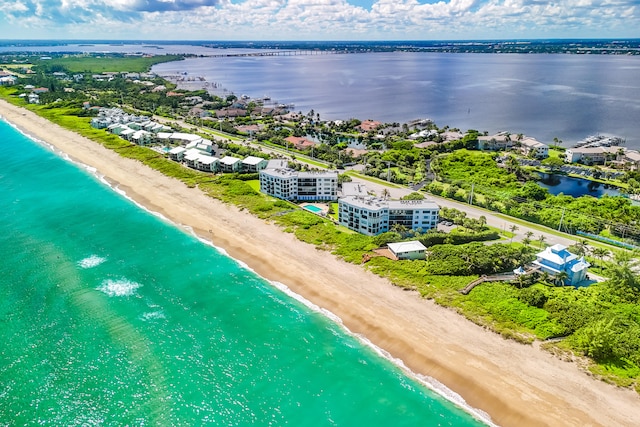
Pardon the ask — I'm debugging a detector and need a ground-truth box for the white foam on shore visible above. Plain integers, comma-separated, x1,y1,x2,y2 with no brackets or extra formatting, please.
97,278,142,297
4,114,496,425
267,279,497,427
78,255,107,269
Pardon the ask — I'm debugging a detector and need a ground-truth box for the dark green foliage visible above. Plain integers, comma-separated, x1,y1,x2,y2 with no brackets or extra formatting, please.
419,230,500,247
372,231,403,246
425,242,535,276
518,286,548,308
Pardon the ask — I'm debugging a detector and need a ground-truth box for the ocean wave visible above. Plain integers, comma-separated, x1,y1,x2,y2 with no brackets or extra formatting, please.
97,278,142,297
78,255,107,269
141,311,166,321
268,279,497,427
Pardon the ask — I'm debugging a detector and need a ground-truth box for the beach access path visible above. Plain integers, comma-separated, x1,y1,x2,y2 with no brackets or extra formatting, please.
1,99,639,427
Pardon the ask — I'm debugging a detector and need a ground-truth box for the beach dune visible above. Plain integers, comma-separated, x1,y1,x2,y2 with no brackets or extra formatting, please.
1,99,638,426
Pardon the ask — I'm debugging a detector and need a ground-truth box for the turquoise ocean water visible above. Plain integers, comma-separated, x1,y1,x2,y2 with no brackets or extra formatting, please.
0,119,488,426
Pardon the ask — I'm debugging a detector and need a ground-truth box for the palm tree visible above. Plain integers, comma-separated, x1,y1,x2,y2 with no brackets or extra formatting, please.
608,251,640,290
592,247,610,268
554,271,569,286
539,271,551,285
537,234,547,248
509,225,518,243
573,239,589,256
478,215,487,230
525,231,534,240
381,188,390,200
522,237,532,246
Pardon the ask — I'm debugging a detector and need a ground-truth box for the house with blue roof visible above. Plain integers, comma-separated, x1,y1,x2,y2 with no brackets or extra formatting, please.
533,244,590,286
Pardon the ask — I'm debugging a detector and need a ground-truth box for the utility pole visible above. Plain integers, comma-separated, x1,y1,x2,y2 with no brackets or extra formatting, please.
558,207,566,232
468,183,475,205
387,161,391,182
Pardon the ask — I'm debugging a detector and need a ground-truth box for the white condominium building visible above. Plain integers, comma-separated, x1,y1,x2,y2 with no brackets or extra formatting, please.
339,196,439,236
259,168,338,201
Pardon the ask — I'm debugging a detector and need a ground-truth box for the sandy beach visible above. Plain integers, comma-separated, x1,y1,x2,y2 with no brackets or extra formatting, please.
1,99,638,426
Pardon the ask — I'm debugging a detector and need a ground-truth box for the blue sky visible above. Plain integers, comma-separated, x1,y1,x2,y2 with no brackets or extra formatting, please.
0,0,638,40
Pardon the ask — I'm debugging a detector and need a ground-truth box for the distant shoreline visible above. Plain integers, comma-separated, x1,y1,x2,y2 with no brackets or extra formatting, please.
2,39,640,55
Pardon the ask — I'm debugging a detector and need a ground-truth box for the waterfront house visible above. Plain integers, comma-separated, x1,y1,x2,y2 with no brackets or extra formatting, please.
477,132,514,151
357,120,382,133
616,149,640,170
130,130,154,145
564,146,620,165
519,137,549,159
219,156,242,173
533,244,590,286
169,146,187,162
338,195,439,236
107,123,128,135
242,156,268,173
197,155,220,173
120,128,136,141
184,149,203,170
27,93,40,104
387,241,427,260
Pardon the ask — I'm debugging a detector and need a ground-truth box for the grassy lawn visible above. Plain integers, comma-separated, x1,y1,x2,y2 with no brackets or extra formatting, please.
33,55,184,73
246,180,261,193
344,171,405,188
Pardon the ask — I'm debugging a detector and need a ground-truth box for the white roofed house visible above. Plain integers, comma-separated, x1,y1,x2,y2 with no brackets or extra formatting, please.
533,244,591,286
242,156,268,173
387,241,427,260
564,146,620,165
130,130,154,145
169,146,187,162
107,123,128,135
477,132,514,151
519,137,549,159
197,155,220,173
620,149,640,171
186,138,216,155
169,132,203,145
219,156,242,172
184,149,201,169
119,128,136,141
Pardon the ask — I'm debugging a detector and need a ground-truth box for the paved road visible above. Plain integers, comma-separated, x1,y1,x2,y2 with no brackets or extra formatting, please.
158,115,584,250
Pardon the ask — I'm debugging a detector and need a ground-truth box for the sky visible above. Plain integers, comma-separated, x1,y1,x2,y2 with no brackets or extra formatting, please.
0,0,638,41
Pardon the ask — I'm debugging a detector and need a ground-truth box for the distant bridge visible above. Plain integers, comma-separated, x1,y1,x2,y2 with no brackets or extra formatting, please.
207,50,362,58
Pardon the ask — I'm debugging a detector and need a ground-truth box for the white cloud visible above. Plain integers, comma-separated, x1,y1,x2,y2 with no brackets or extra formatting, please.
0,0,637,39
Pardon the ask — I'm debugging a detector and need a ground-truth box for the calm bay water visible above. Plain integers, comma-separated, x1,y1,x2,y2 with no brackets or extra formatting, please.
537,173,624,198
153,52,640,149
0,119,487,425
1,41,638,148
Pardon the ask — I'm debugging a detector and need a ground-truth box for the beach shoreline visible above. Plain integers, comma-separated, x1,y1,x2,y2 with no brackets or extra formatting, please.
2,99,638,426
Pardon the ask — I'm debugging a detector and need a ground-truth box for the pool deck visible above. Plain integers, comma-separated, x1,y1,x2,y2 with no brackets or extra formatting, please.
301,203,329,216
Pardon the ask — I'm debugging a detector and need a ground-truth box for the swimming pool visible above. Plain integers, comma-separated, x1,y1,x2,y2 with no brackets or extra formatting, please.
303,205,323,213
